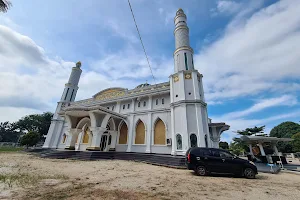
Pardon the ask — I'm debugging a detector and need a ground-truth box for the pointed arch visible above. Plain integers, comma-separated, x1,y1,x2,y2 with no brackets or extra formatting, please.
76,117,91,129
154,118,166,145
119,121,128,144
135,119,145,144
82,126,90,144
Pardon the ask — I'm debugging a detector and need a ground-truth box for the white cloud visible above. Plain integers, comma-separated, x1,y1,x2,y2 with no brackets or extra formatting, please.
215,0,243,15
197,0,300,102
222,95,298,119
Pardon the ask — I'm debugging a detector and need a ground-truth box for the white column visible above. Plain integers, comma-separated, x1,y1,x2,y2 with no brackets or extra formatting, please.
126,115,134,152
148,95,153,110
87,127,105,151
146,113,152,153
249,144,254,155
273,144,279,156
132,99,136,112
65,128,80,150
171,107,176,155
258,143,266,156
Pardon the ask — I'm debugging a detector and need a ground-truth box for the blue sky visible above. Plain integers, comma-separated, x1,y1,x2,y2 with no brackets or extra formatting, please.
0,0,300,143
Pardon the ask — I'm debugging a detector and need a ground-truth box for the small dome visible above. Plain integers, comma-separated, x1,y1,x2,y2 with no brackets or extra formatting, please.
136,83,150,88
76,61,81,68
176,8,184,15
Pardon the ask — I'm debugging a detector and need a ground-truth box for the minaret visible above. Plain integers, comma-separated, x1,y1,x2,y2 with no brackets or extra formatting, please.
170,9,211,155
43,61,82,148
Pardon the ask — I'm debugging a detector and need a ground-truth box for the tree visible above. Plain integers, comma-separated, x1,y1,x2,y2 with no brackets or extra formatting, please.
229,140,246,156
0,0,11,12
219,141,229,150
20,131,40,148
236,125,266,136
14,112,53,136
0,121,20,142
292,133,300,152
270,121,300,153
270,121,300,138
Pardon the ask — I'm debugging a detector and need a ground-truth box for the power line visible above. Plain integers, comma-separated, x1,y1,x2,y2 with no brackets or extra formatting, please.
127,0,157,86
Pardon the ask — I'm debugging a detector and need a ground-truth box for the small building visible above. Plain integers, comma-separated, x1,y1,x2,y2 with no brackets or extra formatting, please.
43,9,229,155
238,135,293,164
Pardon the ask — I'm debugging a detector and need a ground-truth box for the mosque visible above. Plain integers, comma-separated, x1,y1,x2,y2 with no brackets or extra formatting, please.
43,9,229,155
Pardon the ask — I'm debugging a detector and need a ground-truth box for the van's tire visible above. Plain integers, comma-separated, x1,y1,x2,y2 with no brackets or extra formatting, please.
244,168,256,179
195,166,207,176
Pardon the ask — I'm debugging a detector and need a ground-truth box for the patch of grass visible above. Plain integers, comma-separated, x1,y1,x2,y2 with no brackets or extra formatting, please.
0,146,23,152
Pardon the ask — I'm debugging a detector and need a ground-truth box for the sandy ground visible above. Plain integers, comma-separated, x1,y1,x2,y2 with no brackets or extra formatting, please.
1,153,300,200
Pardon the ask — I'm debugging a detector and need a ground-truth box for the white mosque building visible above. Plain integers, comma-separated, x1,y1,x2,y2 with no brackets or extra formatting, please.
43,9,229,155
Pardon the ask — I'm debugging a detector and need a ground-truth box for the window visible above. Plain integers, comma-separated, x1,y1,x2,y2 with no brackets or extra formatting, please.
154,119,166,145
123,105,125,109
175,95,178,97
119,122,128,144
112,106,114,111
162,98,164,104
176,134,182,150
138,102,141,107
70,89,74,101
127,104,130,109
64,88,69,100
107,107,110,110
190,134,197,148
143,101,146,107
156,99,158,105
184,53,188,70
188,92,191,95
108,135,112,145
220,151,233,158
191,54,194,67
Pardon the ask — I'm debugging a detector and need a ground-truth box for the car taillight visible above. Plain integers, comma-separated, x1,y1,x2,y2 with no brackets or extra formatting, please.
187,153,191,163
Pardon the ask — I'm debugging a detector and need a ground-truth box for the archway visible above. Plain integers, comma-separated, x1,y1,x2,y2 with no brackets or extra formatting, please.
154,118,166,145
190,133,197,148
135,120,145,144
119,122,128,144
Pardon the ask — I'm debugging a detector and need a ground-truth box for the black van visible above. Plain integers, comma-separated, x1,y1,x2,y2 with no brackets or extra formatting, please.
186,147,257,179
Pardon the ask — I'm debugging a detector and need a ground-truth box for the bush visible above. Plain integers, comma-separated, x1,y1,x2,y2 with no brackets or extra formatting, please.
20,131,40,148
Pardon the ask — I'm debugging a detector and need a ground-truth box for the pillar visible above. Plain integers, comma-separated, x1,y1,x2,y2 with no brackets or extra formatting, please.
273,144,279,156
65,128,80,150
249,144,254,155
86,127,105,151
146,113,152,153
258,143,266,156
126,115,134,152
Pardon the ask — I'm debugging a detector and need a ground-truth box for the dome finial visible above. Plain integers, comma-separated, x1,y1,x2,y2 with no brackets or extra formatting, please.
76,61,81,68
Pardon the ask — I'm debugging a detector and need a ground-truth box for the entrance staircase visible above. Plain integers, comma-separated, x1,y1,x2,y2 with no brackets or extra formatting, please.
30,149,186,169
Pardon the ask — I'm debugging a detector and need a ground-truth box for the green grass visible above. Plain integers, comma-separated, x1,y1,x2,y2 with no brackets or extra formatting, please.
0,146,23,152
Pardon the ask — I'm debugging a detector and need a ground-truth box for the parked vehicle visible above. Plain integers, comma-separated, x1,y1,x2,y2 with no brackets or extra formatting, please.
186,147,257,179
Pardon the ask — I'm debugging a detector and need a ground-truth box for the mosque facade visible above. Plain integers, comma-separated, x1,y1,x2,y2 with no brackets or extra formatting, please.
43,9,229,155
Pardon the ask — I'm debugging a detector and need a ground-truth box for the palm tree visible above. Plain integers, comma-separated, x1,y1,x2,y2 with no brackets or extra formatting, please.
0,0,11,13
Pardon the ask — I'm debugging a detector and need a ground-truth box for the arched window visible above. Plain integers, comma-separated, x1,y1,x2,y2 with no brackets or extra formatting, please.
138,102,141,107
82,128,90,143
205,135,208,148
143,101,146,107
62,134,67,143
154,119,166,145
176,134,182,150
135,120,145,144
162,98,164,104
108,135,112,145
119,122,128,144
190,134,197,148
156,99,158,105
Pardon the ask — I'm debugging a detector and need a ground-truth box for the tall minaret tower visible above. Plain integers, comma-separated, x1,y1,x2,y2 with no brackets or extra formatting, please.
170,9,211,155
43,61,82,149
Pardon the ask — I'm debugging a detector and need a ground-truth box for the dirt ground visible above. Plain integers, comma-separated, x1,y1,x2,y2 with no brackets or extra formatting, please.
1,153,300,200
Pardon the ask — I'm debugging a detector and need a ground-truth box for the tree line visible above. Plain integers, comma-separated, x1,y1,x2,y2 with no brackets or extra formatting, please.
0,112,53,147
219,121,300,154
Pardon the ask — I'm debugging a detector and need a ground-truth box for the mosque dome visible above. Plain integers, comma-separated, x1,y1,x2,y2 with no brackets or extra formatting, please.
135,83,150,88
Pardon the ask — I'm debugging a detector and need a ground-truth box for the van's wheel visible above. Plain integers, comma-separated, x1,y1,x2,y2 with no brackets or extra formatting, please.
244,168,255,179
196,166,207,176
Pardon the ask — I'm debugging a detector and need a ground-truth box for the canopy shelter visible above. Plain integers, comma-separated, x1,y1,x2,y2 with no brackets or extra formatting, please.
238,135,293,164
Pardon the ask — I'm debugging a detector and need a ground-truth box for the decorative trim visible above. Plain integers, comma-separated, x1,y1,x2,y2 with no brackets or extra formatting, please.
173,46,194,55
185,73,192,79
170,100,207,107
174,76,179,82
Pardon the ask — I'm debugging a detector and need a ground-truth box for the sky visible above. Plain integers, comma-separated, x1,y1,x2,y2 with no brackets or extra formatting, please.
0,0,300,143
